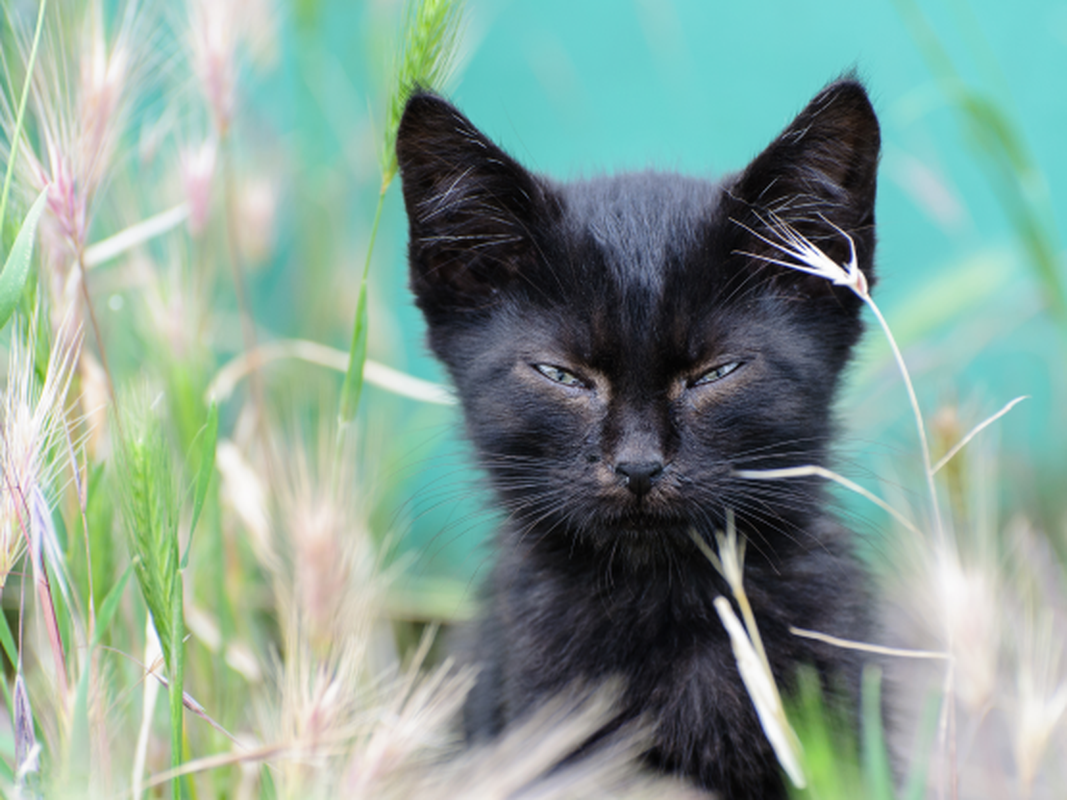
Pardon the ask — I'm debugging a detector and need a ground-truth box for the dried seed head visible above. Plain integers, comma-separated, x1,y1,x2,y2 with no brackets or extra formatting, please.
733,210,869,298
934,547,1000,711
12,673,40,789
236,174,276,264
77,5,131,198
188,0,239,137
344,660,475,793
0,312,82,594
179,138,217,236
1012,609,1067,793
216,438,276,571
38,150,88,257
276,432,378,649
3,0,154,280
268,619,367,795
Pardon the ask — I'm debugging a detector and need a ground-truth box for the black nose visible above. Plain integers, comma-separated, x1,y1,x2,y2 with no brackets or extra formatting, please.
615,461,664,497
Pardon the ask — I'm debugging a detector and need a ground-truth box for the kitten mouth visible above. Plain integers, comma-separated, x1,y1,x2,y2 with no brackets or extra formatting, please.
596,504,689,534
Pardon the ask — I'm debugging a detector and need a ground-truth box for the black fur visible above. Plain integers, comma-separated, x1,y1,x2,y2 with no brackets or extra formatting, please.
397,80,881,799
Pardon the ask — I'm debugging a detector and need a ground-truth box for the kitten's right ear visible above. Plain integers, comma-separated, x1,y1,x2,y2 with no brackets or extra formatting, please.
397,93,551,316
726,79,881,295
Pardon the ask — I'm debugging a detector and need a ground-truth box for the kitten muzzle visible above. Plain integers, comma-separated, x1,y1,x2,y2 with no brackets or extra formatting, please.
614,460,664,497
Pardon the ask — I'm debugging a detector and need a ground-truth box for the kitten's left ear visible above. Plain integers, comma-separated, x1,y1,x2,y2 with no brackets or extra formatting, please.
727,79,881,289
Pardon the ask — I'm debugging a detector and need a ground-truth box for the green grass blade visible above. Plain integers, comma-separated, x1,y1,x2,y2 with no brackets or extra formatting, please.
0,0,48,239
69,662,91,782
0,610,17,670
902,691,942,800
113,392,181,676
0,188,50,332
182,401,218,569
168,575,185,798
339,279,369,423
862,665,896,800
0,739,13,784
340,0,466,426
69,559,131,784
787,666,863,800
92,563,132,648
338,192,381,425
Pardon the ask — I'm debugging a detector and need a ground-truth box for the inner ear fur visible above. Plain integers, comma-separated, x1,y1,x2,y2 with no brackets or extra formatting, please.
726,79,881,291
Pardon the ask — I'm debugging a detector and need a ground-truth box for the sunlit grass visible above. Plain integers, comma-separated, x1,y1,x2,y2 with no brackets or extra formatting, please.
731,210,1066,799
0,0,1058,798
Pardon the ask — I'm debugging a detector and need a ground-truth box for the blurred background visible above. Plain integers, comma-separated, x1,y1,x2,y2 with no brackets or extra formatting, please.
264,0,1067,590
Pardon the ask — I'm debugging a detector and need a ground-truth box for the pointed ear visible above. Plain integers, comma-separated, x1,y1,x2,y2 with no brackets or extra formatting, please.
396,93,553,317
727,79,881,292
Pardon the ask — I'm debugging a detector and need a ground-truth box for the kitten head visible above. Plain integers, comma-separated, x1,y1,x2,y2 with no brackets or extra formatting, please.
397,81,880,559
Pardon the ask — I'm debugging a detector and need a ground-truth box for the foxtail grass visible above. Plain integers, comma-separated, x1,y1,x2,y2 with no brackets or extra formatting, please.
112,388,186,797
339,0,466,426
0,1,1059,798
2,309,81,707
732,211,1064,797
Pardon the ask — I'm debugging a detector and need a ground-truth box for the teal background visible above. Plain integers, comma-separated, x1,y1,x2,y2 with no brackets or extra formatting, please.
264,0,1067,582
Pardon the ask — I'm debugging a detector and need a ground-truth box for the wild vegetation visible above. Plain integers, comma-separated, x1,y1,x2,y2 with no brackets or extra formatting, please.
0,0,1061,797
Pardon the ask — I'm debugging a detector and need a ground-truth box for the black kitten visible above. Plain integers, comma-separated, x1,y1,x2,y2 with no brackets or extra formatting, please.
396,80,880,799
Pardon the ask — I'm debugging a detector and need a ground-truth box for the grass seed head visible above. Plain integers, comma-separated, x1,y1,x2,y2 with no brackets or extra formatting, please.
733,209,869,298
77,3,131,200
113,386,183,673
179,137,217,236
275,430,378,651
0,312,81,594
1012,607,1067,793
13,673,41,791
382,0,466,186
919,544,1002,712
2,0,153,283
188,0,239,137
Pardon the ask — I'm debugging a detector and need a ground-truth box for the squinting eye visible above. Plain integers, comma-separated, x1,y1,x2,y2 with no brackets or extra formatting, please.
691,361,742,387
533,363,587,388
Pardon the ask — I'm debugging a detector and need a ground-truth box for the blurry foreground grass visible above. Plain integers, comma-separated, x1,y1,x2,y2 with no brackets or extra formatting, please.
0,0,1062,798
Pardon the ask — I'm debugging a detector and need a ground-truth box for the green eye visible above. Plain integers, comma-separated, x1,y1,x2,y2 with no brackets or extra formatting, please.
692,361,742,387
534,363,587,388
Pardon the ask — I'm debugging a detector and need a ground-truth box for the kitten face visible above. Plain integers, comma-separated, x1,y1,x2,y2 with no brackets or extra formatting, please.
397,82,879,557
